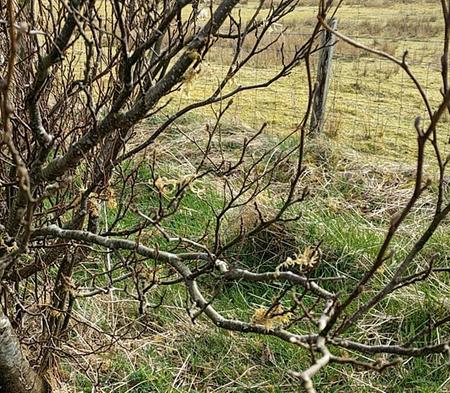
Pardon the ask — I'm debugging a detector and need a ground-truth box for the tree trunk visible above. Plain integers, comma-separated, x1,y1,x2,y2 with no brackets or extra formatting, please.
0,311,49,393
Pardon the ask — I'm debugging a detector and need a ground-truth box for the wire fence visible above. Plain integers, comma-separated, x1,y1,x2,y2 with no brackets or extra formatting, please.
186,36,445,154
180,3,449,160
326,37,444,145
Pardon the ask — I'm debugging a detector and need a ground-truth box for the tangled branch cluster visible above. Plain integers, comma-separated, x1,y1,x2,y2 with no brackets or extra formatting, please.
0,0,449,392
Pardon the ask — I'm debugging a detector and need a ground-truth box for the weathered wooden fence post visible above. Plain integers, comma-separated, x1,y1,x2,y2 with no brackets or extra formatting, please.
310,18,338,135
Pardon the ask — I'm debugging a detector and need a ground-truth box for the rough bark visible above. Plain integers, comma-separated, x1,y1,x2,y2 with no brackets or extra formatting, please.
0,311,49,393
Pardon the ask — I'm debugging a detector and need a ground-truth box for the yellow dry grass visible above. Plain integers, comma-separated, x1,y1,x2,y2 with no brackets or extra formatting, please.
174,0,449,163
55,0,449,163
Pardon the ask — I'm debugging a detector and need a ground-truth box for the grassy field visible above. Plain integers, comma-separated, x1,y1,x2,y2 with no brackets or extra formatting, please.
58,1,450,392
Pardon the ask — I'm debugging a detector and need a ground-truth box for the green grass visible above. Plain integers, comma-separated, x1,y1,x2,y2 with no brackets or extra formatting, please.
63,133,450,392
